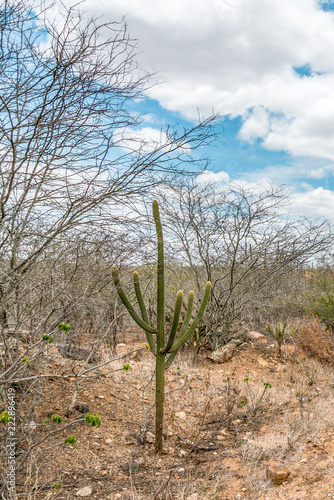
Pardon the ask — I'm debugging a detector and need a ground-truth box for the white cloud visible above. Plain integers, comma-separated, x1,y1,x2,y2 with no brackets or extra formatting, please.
196,170,230,185
51,0,334,161
307,168,326,179
290,187,334,218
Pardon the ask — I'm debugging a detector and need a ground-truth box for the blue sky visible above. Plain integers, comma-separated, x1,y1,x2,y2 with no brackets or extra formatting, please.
51,0,334,218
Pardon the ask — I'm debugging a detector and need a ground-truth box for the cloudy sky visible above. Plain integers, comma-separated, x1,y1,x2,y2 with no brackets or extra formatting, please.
57,0,334,218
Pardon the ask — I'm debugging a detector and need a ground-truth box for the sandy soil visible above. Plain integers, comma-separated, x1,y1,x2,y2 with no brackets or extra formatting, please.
21,335,334,500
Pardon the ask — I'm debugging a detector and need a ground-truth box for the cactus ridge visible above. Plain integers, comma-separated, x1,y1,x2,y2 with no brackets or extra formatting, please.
112,200,211,453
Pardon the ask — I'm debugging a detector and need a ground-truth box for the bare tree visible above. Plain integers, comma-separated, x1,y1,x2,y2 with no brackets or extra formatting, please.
155,177,333,349
0,0,219,324
0,1,219,496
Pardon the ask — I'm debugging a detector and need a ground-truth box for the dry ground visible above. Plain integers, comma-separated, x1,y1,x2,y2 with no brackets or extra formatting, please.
19,332,334,500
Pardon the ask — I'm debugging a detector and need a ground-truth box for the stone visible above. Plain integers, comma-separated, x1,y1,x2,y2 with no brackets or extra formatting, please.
257,357,269,367
76,486,93,497
247,331,268,342
105,438,112,445
210,345,234,363
146,432,155,444
175,411,186,419
267,465,291,485
216,435,225,441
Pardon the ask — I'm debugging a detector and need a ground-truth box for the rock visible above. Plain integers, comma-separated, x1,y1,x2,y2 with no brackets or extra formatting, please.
179,450,187,457
300,458,307,463
267,464,291,485
210,344,235,363
175,411,186,420
105,438,112,445
247,331,268,342
76,486,93,497
186,494,199,500
146,432,155,444
257,357,269,367
216,435,225,441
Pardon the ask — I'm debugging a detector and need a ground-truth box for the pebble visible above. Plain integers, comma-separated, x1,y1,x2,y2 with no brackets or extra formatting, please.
76,486,93,497
267,464,291,485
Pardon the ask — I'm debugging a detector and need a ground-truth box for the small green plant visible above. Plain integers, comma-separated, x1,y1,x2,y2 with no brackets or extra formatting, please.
21,357,29,365
58,323,70,333
51,414,62,424
241,378,272,415
53,482,60,488
122,363,131,371
44,418,50,424
85,413,101,427
112,201,211,453
64,435,77,445
0,410,9,423
42,334,54,343
262,321,297,357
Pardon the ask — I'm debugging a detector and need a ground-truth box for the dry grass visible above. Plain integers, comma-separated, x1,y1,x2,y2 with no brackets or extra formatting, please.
292,316,334,363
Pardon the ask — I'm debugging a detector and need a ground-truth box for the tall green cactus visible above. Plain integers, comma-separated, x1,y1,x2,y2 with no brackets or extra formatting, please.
112,200,211,453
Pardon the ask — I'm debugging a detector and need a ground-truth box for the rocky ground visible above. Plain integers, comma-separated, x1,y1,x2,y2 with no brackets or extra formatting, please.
21,331,334,499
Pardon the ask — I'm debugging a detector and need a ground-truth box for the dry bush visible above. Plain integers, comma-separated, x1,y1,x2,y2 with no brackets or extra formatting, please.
293,316,334,364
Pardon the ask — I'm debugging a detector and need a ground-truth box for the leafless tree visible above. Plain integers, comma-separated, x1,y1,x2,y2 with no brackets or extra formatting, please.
155,177,333,349
0,1,220,496
0,0,219,326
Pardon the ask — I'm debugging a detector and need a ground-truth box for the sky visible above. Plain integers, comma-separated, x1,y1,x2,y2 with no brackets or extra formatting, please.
53,0,334,219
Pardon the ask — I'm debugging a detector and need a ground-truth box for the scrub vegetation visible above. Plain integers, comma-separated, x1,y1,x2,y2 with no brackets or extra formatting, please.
1,2,334,499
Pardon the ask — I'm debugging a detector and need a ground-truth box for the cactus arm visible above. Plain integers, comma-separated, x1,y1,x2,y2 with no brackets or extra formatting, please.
164,291,194,369
133,272,157,355
169,281,211,353
112,266,156,334
164,350,178,370
160,290,184,354
133,272,151,325
177,291,194,338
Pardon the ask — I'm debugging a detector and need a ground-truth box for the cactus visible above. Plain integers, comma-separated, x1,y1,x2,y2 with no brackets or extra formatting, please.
112,200,211,453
